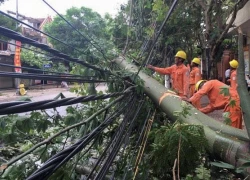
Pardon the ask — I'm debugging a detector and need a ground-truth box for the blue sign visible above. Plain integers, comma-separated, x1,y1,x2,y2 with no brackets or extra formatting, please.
43,64,51,68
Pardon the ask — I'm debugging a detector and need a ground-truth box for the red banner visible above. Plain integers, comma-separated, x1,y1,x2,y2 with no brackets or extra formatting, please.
14,41,22,73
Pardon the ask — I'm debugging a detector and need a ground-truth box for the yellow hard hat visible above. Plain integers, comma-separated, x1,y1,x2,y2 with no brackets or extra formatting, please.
175,50,186,60
192,58,201,65
195,80,207,91
19,84,25,88
229,59,238,68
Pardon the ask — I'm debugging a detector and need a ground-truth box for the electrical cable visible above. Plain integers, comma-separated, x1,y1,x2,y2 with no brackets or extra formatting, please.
0,62,97,78
42,0,107,60
27,95,133,180
92,97,136,180
0,10,86,55
135,0,179,76
0,90,131,115
0,38,57,61
86,97,137,179
0,71,106,83
121,109,152,180
0,38,91,68
132,110,156,180
0,26,110,73
97,98,145,180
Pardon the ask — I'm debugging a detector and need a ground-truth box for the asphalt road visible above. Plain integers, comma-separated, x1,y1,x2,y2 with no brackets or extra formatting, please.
0,84,108,117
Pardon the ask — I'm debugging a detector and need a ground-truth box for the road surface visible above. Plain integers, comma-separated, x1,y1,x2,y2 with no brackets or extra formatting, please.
0,84,108,116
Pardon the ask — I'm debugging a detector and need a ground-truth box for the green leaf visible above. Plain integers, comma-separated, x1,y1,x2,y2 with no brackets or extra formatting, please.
36,119,52,133
240,161,250,168
210,161,235,169
219,86,230,96
40,150,50,163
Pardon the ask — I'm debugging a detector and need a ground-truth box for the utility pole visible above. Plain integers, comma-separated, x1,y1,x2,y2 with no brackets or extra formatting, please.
15,0,21,95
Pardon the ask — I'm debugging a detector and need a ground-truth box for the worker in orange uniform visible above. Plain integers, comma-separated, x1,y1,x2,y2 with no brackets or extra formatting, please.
189,58,201,97
183,80,242,129
147,50,189,98
227,59,238,90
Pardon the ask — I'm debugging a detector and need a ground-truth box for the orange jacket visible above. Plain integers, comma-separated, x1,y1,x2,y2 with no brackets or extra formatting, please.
189,67,201,85
154,64,189,97
224,88,242,129
189,80,229,113
230,70,237,90
189,67,201,97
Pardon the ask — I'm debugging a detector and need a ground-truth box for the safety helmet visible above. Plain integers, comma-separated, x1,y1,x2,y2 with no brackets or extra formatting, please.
229,59,238,68
192,58,201,65
175,50,186,60
195,80,207,91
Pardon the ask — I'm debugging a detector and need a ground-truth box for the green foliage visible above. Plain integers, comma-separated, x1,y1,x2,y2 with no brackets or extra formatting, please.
0,13,20,40
235,160,250,174
186,163,211,180
222,112,232,125
20,48,45,68
209,160,244,179
220,86,238,125
44,6,115,61
0,90,114,179
211,160,250,175
18,96,32,101
147,102,208,178
112,0,247,75
210,161,235,169
149,122,208,178
173,101,192,119
151,0,169,22
20,47,67,73
219,86,230,96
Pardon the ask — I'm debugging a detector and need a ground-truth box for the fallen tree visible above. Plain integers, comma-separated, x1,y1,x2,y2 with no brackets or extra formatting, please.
114,56,250,173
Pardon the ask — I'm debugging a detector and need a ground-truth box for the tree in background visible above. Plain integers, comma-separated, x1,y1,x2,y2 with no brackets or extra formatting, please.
112,0,249,78
44,6,117,93
0,4,20,40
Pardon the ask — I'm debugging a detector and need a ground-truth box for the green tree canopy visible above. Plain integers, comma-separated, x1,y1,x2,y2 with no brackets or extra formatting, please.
44,7,111,60
112,0,249,77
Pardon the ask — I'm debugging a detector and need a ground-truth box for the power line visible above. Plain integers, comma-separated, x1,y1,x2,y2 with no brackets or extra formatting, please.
0,91,131,115
27,95,133,180
0,10,86,55
0,62,97,78
0,38,106,72
0,38,65,61
42,0,107,61
136,0,179,76
0,71,107,83
0,25,110,73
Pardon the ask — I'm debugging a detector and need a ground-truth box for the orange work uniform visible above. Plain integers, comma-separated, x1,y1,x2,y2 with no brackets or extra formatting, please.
154,64,189,97
189,80,242,129
230,70,237,90
189,67,201,97
224,89,242,129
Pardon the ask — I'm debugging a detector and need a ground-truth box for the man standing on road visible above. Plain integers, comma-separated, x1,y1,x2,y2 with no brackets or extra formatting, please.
147,50,189,98
183,80,242,129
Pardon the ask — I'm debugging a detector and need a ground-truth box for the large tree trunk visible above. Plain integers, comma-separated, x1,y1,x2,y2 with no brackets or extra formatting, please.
114,56,250,173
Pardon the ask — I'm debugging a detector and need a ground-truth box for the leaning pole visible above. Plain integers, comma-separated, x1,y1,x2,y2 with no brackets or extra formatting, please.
114,56,250,173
